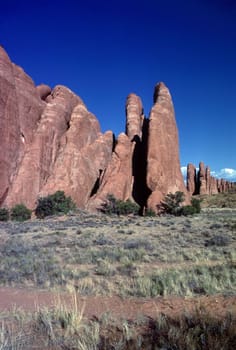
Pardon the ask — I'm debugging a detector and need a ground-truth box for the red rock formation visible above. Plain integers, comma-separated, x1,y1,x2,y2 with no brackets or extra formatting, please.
41,103,114,209
146,83,188,210
187,164,197,195
36,84,51,101
0,47,44,206
87,133,134,211
0,47,193,212
186,161,234,196
217,179,222,193
198,162,207,195
210,176,218,194
5,85,81,209
205,166,211,194
125,93,150,210
125,93,144,140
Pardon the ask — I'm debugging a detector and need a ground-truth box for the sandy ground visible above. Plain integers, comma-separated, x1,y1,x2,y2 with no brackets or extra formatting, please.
0,287,235,320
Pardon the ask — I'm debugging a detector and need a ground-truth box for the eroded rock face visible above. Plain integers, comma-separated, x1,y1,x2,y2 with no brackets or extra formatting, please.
0,47,19,205
187,164,197,195
41,104,114,209
146,82,188,210
198,162,207,195
1,47,194,212
0,47,44,206
87,133,134,210
36,84,51,101
125,93,143,140
210,176,218,194
5,85,82,209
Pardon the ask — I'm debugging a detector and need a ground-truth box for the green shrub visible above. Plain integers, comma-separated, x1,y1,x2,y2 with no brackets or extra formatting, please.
11,204,31,221
116,199,139,215
158,191,185,216
191,197,201,213
158,192,201,216
181,205,197,216
102,194,139,215
0,207,10,221
144,208,156,217
35,191,76,218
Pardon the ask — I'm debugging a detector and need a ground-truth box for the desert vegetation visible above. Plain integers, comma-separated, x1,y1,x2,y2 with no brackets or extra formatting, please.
0,192,235,348
0,204,31,222
35,191,76,218
101,194,140,216
0,206,235,296
158,191,201,216
0,294,235,349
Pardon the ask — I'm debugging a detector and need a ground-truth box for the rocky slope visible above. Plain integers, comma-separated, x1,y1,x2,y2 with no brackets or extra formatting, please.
0,46,188,212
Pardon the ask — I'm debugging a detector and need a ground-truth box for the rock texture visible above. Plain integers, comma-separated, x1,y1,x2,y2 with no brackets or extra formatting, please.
87,133,134,211
41,105,114,209
186,161,234,195
125,93,144,140
0,47,44,206
5,85,82,209
36,84,51,101
186,164,197,195
146,83,189,210
0,47,190,212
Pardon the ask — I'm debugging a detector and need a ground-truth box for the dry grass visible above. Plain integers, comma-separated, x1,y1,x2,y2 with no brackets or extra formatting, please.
0,205,235,297
199,191,236,208
0,192,236,348
0,298,235,349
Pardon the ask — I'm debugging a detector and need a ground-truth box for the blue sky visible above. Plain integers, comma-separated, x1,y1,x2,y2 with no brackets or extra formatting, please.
1,0,236,180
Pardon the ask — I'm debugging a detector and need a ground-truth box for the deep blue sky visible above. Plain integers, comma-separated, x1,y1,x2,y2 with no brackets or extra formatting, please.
1,0,236,179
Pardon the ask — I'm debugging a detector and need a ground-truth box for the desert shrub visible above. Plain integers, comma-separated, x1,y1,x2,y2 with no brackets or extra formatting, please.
158,192,201,216
11,204,31,221
0,207,9,221
181,205,197,216
205,234,231,247
144,208,156,217
158,191,185,216
191,197,201,213
101,194,139,215
116,199,139,215
35,191,76,218
180,197,201,216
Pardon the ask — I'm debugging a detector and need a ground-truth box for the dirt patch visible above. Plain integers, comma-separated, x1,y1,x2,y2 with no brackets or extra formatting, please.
0,287,235,320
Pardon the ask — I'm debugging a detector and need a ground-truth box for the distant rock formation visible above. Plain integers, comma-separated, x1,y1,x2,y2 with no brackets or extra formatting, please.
0,47,187,212
186,162,234,195
186,164,197,194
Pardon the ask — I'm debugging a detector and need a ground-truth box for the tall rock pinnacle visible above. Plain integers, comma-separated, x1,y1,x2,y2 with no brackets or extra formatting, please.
146,82,188,209
125,93,144,140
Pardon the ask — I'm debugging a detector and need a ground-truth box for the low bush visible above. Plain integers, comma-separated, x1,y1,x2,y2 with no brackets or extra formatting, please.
158,192,201,216
101,194,139,215
11,204,31,221
144,208,156,217
205,234,231,247
158,191,185,216
35,191,76,218
191,197,201,213
181,205,197,216
0,207,9,221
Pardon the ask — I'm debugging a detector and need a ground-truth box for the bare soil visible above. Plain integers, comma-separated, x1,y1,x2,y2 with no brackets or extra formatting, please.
0,287,235,320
